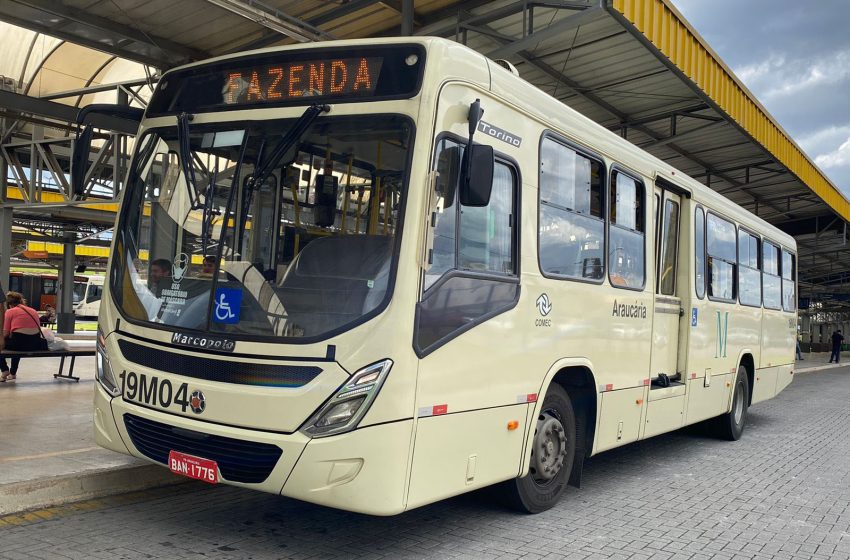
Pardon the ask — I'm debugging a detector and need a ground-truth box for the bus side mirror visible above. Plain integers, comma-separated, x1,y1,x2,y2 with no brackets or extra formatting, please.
71,124,94,196
459,144,494,207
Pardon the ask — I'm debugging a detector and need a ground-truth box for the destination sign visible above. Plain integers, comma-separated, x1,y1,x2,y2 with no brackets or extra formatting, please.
147,46,425,116
223,57,383,105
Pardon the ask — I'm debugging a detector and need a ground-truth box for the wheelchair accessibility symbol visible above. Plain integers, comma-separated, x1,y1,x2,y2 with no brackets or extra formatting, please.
213,288,242,324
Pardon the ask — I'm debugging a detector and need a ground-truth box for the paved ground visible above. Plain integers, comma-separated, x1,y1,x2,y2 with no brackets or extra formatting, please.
2,362,850,560
0,344,146,487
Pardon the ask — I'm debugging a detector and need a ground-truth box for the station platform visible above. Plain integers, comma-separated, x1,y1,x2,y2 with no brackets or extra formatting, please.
0,334,184,515
0,346,843,515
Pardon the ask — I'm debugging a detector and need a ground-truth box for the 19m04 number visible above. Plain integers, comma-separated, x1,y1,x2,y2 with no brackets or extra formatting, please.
121,371,193,413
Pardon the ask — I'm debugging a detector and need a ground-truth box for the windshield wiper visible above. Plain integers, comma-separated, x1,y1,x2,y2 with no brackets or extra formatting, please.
251,103,330,191
237,103,331,248
177,112,202,209
200,165,219,256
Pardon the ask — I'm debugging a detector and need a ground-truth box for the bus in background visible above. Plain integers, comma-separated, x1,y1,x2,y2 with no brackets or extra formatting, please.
8,271,90,312
74,275,105,318
83,38,796,516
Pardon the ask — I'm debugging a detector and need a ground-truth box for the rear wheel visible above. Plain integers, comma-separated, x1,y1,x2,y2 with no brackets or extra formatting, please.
502,384,576,513
713,365,749,440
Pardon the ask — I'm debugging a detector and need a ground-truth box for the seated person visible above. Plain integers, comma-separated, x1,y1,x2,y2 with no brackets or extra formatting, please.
40,304,56,327
2,292,45,382
198,255,217,278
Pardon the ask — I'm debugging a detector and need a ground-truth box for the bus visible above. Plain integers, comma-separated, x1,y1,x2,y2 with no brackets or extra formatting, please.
86,37,796,515
74,275,105,318
8,271,90,312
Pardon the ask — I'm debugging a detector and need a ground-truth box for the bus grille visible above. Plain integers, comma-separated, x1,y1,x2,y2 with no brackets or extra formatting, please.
123,414,282,484
117,339,322,387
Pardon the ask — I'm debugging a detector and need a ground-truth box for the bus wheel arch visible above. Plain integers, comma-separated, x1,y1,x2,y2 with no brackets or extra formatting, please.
550,366,597,486
738,353,755,407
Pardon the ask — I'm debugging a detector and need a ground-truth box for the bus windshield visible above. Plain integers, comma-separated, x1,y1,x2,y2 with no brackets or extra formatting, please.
111,114,412,341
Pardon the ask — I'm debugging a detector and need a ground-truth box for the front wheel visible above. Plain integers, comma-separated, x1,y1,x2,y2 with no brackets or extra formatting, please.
713,365,749,441
502,384,576,513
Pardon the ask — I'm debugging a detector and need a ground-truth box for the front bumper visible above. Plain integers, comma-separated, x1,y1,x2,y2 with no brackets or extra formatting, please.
94,383,413,515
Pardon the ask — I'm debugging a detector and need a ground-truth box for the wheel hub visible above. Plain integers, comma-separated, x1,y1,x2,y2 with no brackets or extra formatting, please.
530,411,567,483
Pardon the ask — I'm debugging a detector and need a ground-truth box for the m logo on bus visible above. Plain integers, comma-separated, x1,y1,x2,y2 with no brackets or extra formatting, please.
716,311,729,358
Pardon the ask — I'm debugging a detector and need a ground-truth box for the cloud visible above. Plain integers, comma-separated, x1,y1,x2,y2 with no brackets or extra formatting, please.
733,49,850,102
798,125,850,154
794,125,850,192
735,54,784,86
816,137,850,169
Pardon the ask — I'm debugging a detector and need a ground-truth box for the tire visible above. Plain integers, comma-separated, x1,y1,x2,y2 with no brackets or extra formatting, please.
502,384,577,513
714,365,749,441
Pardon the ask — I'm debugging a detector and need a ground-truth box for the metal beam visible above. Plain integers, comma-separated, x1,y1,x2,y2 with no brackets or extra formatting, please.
5,0,204,68
310,0,382,27
0,91,140,135
205,0,332,42
687,159,777,179
415,0,589,37
606,105,714,130
637,120,726,150
485,5,604,59
40,78,154,101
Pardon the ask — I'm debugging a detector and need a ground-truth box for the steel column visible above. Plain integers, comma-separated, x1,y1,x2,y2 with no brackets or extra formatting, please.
57,230,75,334
0,208,11,292
401,0,414,35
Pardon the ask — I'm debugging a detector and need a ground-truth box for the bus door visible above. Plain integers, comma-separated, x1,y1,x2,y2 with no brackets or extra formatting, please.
643,185,686,438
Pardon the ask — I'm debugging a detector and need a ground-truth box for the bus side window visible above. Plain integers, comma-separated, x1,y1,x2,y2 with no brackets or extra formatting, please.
658,199,679,295
608,171,645,289
762,241,782,309
425,138,461,290
706,213,736,301
738,229,761,307
415,137,519,354
426,139,517,287
539,137,604,281
781,249,796,312
694,206,705,298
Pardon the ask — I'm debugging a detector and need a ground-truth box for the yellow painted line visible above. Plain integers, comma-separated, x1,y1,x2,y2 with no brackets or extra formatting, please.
0,447,101,463
612,0,850,222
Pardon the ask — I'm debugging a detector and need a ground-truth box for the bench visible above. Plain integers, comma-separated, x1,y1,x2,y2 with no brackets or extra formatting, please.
0,347,96,382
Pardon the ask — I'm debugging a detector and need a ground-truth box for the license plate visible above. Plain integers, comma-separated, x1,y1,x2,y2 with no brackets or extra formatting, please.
168,450,218,484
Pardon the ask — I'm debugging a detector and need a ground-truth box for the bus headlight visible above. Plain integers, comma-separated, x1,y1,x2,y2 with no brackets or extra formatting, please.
96,329,120,397
300,360,392,438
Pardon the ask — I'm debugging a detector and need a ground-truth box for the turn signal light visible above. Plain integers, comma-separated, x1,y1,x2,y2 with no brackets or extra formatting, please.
507,420,519,431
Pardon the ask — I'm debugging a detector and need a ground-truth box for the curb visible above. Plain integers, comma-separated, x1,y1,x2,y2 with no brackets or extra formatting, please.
0,464,188,516
795,363,845,374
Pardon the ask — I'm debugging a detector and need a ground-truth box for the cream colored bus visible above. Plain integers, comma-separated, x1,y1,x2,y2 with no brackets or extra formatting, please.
84,37,796,515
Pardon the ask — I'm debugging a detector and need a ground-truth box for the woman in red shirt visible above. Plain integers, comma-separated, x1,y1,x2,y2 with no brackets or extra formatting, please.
1,292,45,381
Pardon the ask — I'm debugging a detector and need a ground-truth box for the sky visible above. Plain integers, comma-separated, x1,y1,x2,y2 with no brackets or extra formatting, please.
674,0,850,196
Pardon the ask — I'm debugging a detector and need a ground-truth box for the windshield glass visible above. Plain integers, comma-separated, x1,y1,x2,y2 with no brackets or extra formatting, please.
111,114,412,341
73,281,87,304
